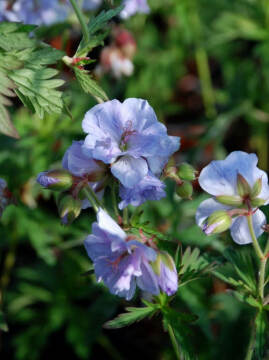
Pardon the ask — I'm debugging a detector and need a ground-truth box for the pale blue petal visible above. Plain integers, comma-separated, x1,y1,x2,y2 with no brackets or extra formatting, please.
230,210,266,245
199,151,264,196
111,156,148,188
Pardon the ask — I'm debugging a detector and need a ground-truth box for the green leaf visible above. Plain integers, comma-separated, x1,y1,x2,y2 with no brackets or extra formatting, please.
0,310,8,332
223,248,257,293
0,24,65,137
104,305,158,329
74,68,108,102
76,5,124,57
232,291,261,309
0,67,19,138
9,67,64,118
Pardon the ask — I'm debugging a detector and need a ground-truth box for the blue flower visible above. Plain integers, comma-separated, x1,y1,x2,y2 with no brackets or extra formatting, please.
82,98,180,188
118,172,166,209
84,209,178,299
84,209,159,300
196,151,269,244
120,0,150,19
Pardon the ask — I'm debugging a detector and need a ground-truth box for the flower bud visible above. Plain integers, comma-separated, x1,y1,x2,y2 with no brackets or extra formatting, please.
37,170,73,191
250,198,265,207
177,163,196,181
237,173,251,197
203,210,232,235
176,181,193,199
250,178,262,198
57,194,81,225
215,195,243,206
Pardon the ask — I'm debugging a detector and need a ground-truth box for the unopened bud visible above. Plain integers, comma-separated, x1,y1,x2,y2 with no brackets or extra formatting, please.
250,198,265,207
177,163,196,181
237,173,251,197
250,178,262,198
215,195,243,206
203,210,232,235
151,251,176,275
37,170,73,191
176,181,193,199
58,194,81,225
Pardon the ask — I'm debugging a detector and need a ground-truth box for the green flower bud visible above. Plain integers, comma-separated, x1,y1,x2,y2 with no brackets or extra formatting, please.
37,169,73,192
177,163,196,181
250,198,265,207
58,194,81,225
250,178,262,198
237,173,251,197
204,210,232,235
151,251,175,275
151,253,161,275
215,195,243,206
176,181,193,199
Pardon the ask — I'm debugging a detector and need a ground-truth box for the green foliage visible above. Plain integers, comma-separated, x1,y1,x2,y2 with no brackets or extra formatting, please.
104,304,158,329
74,67,108,102
0,22,65,138
0,310,8,332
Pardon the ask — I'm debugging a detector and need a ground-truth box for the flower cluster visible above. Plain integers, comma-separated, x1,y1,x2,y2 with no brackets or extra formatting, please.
37,98,180,218
36,97,179,298
85,208,178,299
196,151,269,244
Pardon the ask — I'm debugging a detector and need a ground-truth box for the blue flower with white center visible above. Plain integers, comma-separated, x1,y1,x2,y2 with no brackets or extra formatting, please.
196,151,269,245
82,98,180,188
120,0,150,19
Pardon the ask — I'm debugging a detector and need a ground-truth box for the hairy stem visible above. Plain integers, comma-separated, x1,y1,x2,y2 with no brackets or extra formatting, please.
69,0,89,43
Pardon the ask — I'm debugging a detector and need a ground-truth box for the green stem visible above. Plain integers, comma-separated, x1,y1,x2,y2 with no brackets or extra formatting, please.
167,323,181,360
247,215,264,261
111,181,119,219
195,47,217,119
189,0,217,119
81,187,99,213
123,208,129,227
245,314,257,360
69,0,89,43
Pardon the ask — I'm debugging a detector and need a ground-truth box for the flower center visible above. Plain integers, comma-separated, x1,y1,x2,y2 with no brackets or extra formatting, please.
119,121,136,151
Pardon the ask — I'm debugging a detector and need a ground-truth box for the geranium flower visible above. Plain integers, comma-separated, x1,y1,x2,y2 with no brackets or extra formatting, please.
196,151,269,244
84,209,178,299
82,98,180,188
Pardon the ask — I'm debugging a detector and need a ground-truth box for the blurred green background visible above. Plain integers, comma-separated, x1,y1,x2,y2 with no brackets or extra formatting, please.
0,0,269,358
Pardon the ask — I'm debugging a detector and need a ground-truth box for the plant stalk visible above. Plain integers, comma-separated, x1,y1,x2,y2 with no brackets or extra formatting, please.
82,187,99,213
244,313,258,360
167,323,181,360
69,0,89,43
